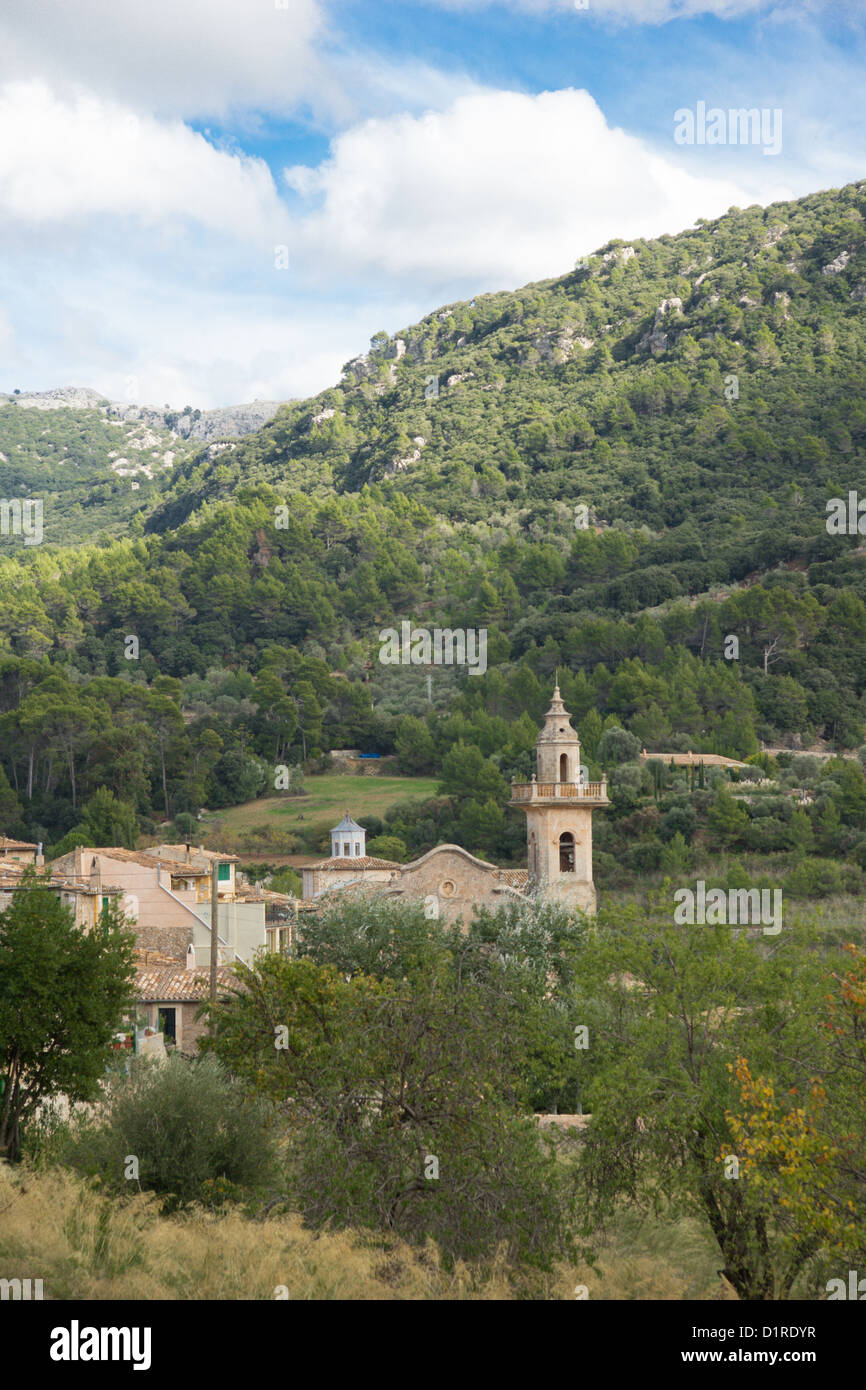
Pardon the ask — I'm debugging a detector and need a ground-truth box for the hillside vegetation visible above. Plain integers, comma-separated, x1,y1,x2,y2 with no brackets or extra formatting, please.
1,182,866,887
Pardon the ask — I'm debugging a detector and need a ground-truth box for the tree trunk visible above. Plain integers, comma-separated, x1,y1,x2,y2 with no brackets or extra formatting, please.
159,735,169,818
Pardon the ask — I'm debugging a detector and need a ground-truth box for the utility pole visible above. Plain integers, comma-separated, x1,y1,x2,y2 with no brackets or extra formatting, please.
209,861,219,1007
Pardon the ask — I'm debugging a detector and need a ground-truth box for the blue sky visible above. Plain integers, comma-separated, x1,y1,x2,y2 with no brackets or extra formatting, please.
0,0,863,406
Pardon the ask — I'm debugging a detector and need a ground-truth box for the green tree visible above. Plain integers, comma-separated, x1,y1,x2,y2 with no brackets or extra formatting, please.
394,716,436,774
203,952,571,1266
706,785,751,849
0,874,135,1162
572,903,831,1299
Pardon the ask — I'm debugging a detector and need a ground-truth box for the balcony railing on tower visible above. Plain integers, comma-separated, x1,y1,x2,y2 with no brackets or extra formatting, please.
510,776,608,803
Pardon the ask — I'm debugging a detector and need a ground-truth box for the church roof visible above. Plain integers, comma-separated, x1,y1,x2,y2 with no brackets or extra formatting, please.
307,856,400,871
330,811,364,834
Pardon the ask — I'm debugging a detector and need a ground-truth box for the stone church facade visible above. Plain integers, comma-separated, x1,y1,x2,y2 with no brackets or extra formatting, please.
300,687,608,926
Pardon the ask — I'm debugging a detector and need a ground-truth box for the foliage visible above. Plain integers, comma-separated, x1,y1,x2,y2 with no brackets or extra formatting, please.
0,873,135,1162
62,1053,276,1210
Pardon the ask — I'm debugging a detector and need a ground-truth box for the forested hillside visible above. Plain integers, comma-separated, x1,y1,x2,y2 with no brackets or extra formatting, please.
2,181,866,883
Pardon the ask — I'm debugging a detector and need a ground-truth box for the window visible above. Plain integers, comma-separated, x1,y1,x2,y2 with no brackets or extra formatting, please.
354,842,360,855
559,832,575,873
343,842,350,856
217,863,231,883
559,753,569,782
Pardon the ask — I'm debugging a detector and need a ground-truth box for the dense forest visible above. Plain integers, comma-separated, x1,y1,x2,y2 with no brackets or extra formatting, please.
2,181,866,886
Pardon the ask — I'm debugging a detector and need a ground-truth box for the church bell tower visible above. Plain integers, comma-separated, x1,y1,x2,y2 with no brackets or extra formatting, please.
509,685,608,913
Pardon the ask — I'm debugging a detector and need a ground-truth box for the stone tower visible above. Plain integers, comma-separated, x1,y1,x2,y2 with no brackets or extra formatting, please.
509,686,608,913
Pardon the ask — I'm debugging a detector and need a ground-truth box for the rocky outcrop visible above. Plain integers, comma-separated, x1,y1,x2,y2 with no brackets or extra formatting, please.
638,297,683,355
109,399,282,441
387,436,426,476
1,386,282,441
822,250,851,276
602,246,636,266
2,386,107,411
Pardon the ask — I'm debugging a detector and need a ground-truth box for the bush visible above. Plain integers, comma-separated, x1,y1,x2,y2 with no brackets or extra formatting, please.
366,834,407,862
63,1054,275,1210
782,856,844,899
597,727,642,768
660,803,697,844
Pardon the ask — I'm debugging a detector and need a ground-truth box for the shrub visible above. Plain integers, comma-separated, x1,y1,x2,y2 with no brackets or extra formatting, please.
63,1054,275,1210
366,834,407,862
782,857,844,899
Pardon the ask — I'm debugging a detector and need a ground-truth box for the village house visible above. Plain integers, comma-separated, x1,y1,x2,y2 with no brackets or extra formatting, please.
49,843,295,966
0,860,124,928
132,947,237,1056
0,835,44,867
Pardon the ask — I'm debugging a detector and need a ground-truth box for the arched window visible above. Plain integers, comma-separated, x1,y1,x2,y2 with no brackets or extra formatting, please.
559,831,575,873
559,752,569,782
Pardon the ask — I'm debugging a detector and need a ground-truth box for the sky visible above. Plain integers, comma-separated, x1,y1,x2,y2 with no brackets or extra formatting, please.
0,0,863,408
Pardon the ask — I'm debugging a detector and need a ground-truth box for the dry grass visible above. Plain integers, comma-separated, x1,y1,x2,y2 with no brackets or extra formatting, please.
0,1163,732,1301
0,1163,558,1300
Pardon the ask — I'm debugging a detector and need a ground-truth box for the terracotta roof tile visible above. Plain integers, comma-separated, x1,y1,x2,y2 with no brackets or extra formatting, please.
306,856,400,870
143,844,241,864
498,869,529,888
134,964,238,1002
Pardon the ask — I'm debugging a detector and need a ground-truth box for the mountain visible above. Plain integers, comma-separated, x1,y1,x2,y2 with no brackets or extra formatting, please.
0,388,285,545
147,179,866,539
2,179,866,873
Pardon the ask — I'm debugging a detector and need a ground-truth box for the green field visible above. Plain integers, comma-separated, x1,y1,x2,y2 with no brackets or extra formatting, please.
199,773,440,858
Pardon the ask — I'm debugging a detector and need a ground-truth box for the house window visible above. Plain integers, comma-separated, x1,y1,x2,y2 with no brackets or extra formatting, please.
559,832,575,873
217,863,231,883
158,1007,177,1045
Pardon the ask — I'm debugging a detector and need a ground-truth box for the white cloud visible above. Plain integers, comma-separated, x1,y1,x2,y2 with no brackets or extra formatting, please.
285,88,784,293
0,0,328,119
0,81,285,240
0,82,798,408
402,0,794,20
0,250,420,409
